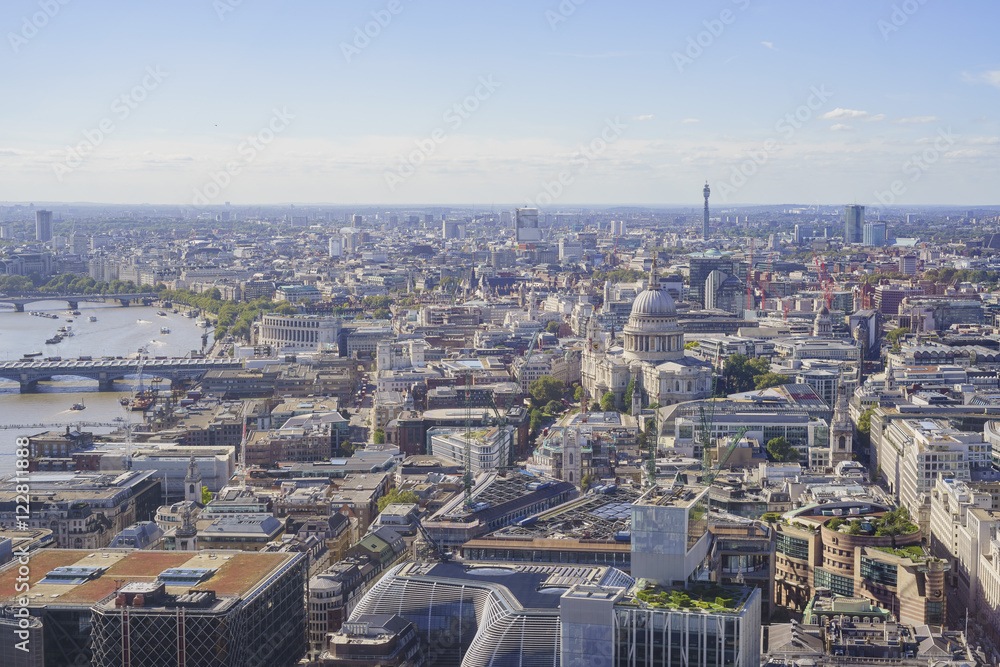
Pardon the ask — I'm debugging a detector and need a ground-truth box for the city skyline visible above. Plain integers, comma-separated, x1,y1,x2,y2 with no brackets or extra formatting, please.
2,1,999,207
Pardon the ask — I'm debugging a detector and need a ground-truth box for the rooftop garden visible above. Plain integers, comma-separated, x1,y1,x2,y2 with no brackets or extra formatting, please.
634,583,743,613
826,507,919,539
872,545,927,561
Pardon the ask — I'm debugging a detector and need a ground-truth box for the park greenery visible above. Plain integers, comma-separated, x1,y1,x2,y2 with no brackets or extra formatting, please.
158,288,299,341
372,428,386,445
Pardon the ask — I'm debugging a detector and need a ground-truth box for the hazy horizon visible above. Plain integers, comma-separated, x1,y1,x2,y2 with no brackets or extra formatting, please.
3,0,998,208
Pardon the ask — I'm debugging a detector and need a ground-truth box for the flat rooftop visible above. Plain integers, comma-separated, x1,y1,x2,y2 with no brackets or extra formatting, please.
491,484,643,541
635,484,708,509
396,561,626,610
0,549,296,607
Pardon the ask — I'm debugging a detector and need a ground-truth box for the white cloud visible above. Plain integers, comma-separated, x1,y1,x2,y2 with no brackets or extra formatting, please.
865,114,886,122
829,124,853,132
632,114,654,121
961,69,1000,89
761,41,775,50
893,116,939,124
820,108,869,120
680,118,700,124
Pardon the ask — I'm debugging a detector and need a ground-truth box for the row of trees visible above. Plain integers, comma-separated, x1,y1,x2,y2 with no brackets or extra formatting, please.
0,273,150,295
158,288,299,340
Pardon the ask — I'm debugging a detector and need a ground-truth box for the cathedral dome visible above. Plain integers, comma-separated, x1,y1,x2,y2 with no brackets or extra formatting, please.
622,260,685,364
631,286,676,317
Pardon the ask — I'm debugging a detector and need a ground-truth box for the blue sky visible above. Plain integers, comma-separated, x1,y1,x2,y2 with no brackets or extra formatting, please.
2,0,999,207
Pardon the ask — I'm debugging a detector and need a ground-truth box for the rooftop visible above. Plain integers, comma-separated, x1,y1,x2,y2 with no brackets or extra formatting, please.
0,549,297,606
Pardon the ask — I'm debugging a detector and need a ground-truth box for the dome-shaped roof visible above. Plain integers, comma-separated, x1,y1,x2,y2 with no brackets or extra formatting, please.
631,287,677,317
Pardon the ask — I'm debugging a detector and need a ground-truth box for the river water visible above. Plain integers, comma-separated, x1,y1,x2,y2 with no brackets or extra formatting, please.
0,301,209,475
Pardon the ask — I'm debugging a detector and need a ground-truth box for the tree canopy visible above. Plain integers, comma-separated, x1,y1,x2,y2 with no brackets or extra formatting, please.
754,372,793,390
529,376,564,406
766,436,798,463
372,428,386,445
600,391,616,412
377,488,419,513
724,353,772,394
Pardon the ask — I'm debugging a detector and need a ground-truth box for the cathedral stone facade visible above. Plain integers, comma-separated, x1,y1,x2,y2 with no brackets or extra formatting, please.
582,263,713,410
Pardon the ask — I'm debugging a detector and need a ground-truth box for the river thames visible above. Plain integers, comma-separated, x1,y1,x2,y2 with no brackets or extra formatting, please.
0,300,209,475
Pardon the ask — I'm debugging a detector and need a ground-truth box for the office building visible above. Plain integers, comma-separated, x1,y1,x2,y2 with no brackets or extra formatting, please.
35,209,53,242
844,204,864,244
441,220,465,240
863,221,887,247
515,207,541,243
0,549,308,667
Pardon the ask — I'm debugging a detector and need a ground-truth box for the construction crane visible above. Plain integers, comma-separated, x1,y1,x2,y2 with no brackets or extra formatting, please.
485,390,516,474
463,371,474,505
698,350,724,485
411,516,450,562
704,426,750,487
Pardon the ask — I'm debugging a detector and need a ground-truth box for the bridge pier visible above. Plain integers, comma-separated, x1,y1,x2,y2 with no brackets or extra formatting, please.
19,380,37,393
98,379,115,392
67,300,78,310
118,298,130,307
14,304,24,312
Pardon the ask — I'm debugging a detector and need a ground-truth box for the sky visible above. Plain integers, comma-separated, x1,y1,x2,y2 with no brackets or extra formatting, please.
1,0,999,208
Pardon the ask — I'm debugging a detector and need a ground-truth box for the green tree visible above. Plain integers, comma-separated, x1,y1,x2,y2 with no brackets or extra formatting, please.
214,325,228,341
766,436,798,463
723,354,770,394
372,428,386,445
623,377,635,408
377,488,419,513
544,400,563,415
529,376,564,407
580,474,592,491
754,372,792,390
600,391,616,412
529,408,543,433
545,320,561,334
200,486,212,505
684,341,700,350
573,385,584,402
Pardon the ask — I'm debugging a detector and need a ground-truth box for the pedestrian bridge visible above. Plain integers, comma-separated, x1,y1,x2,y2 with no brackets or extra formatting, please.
0,293,159,312
0,357,243,393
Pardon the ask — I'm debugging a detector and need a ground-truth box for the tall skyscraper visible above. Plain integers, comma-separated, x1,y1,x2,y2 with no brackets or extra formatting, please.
844,204,864,244
702,181,711,239
515,207,541,243
35,209,53,242
863,221,887,247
